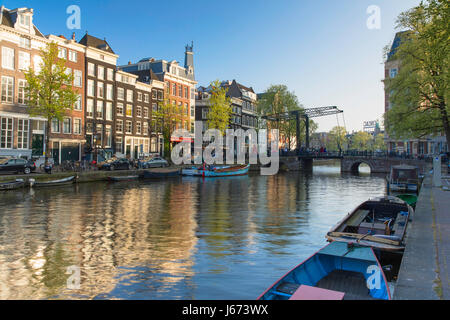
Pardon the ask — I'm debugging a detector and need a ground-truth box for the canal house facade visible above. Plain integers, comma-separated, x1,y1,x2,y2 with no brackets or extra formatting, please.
0,7,86,164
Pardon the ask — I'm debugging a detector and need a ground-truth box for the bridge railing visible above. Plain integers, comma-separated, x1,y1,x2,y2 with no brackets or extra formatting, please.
279,149,433,161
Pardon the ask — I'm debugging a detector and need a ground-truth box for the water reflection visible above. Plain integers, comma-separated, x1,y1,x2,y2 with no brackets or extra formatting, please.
0,164,387,299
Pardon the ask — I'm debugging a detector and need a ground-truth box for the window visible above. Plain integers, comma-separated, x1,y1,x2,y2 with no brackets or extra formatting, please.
116,119,123,133
86,122,93,134
136,121,142,134
64,68,72,85
69,50,78,62
86,99,94,118
126,121,132,134
106,84,113,100
1,76,14,103
33,56,43,74
143,122,148,135
178,85,182,97
106,102,113,121
116,136,123,153
19,14,31,27
97,82,104,98
0,118,13,149
142,93,149,103
98,66,104,80
137,92,143,101
107,68,114,81
73,95,82,110
143,107,149,118
185,103,189,115
18,80,28,104
126,104,133,117
96,101,103,119
165,82,170,94
88,63,95,76
105,125,112,148
17,119,29,149
172,83,176,96
390,68,398,78
51,118,60,133
58,47,67,59
2,47,15,70
191,106,195,117
152,90,157,99
202,109,209,119
136,106,142,117
184,87,188,99
74,70,82,87
19,51,30,70
63,118,72,134
117,103,124,116
117,87,124,100
152,103,158,112
127,90,133,102
74,118,81,135
87,80,95,97
96,124,103,146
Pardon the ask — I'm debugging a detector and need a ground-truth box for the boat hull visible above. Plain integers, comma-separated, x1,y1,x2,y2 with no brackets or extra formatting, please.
0,180,25,191
258,241,391,300
108,175,139,182
182,164,249,177
32,176,76,187
143,169,180,179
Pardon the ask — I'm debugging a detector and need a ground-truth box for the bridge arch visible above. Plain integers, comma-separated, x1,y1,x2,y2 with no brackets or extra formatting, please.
349,160,373,174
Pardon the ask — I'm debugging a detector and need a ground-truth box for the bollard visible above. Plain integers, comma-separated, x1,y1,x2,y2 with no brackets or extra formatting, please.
433,155,442,187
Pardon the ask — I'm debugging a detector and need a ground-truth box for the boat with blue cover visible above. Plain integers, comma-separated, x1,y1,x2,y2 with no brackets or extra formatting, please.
182,164,249,177
387,165,421,194
258,241,392,300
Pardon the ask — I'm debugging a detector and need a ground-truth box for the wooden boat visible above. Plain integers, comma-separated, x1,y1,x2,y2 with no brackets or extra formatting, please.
107,175,139,182
182,164,249,177
326,196,413,252
31,176,76,188
387,165,420,194
143,168,181,179
0,179,25,191
258,241,391,300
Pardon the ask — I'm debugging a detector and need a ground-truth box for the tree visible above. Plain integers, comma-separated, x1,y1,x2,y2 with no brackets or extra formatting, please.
257,85,306,149
326,126,348,152
373,133,387,151
153,87,189,157
351,131,372,151
206,80,232,135
24,42,78,166
384,0,450,148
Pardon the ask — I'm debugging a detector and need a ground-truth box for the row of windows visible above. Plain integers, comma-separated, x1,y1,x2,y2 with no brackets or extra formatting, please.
0,117,28,149
165,81,191,99
1,76,82,109
87,63,114,81
2,46,42,73
86,123,113,148
51,118,82,135
58,47,79,63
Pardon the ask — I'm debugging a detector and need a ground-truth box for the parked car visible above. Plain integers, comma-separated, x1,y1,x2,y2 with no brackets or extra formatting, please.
0,158,36,174
99,158,133,171
142,157,169,168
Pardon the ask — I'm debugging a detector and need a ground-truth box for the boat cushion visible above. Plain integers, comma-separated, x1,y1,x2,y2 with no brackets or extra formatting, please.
289,285,345,300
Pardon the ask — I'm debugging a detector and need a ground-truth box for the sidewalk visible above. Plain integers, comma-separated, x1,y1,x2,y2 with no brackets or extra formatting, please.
394,175,450,299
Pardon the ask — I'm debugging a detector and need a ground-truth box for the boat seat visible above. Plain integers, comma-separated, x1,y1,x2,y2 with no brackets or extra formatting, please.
276,282,300,295
289,285,345,300
358,222,387,235
316,270,374,300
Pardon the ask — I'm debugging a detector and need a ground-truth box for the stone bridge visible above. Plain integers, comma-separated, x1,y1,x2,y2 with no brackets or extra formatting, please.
340,157,428,174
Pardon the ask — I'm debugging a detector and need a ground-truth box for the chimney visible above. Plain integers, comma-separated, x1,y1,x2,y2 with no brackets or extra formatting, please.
72,32,76,41
128,61,131,65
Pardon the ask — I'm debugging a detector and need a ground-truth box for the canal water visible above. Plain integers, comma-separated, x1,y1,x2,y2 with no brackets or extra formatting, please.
0,163,386,300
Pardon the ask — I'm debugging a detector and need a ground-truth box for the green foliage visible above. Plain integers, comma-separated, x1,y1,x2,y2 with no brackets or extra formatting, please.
24,42,78,121
385,0,450,147
351,131,372,150
206,80,232,135
24,42,79,163
326,126,348,151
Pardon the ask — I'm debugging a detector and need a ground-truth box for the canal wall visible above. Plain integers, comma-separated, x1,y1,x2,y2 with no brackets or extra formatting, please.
394,175,449,299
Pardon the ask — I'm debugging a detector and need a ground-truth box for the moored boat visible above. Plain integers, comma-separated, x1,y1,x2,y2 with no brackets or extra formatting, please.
31,176,76,188
387,165,420,194
394,194,418,208
182,164,249,177
0,179,25,191
143,168,181,179
107,175,139,182
258,241,391,300
326,196,413,252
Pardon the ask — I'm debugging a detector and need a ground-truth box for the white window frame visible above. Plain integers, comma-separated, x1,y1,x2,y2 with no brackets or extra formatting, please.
0,117,13,149
74,70,82,87
1,76,14,104
87,79,95,97
106,102,113,121
2,47,15,70
63,117,72,134
86,99,94,118
58,47,67,59
88,63,95,76
18,79,28,105
68,50,78,62
73,118,82,135
116,119,123,133
17,119,29,149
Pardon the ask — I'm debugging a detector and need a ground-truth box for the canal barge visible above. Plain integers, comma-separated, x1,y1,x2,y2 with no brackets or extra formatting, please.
107,175,139,182
387,165,420,194
326,196,413,252
258,241,391,300
143,168,181,179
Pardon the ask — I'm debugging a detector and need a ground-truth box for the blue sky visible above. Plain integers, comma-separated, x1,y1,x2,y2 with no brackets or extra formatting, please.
6,0,420,132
